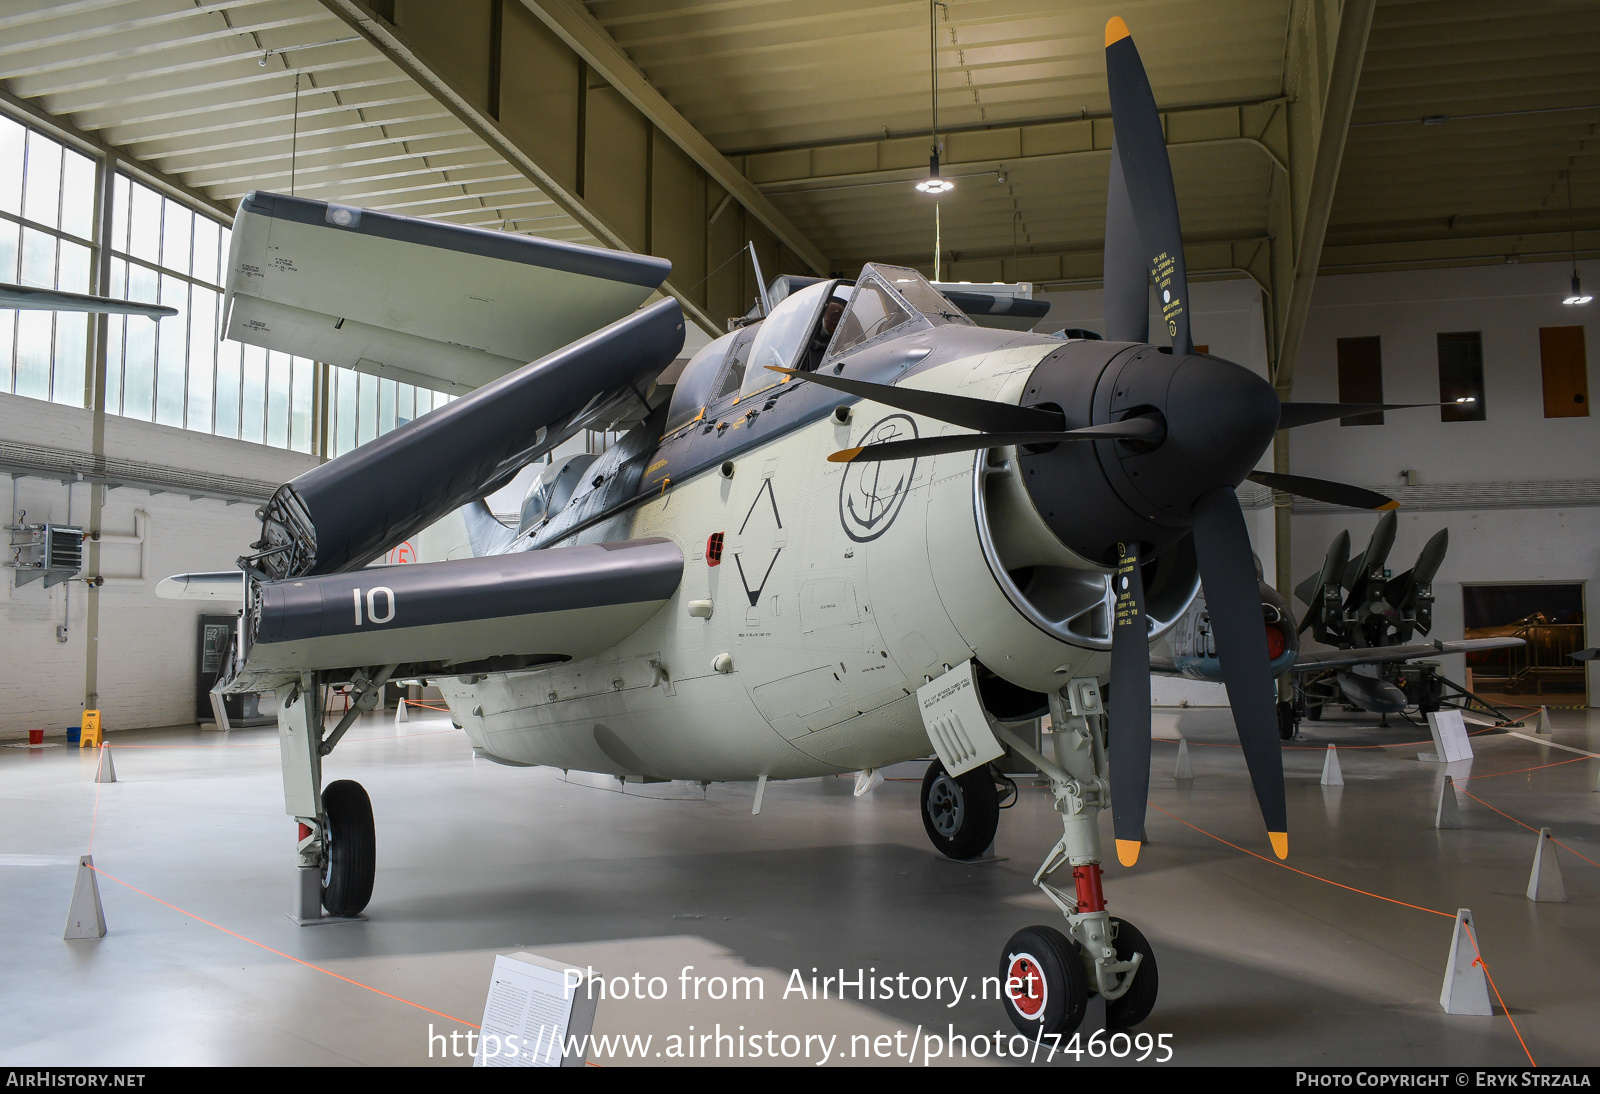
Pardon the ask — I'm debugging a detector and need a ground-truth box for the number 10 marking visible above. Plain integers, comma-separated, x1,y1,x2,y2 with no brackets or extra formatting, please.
352,586,396,626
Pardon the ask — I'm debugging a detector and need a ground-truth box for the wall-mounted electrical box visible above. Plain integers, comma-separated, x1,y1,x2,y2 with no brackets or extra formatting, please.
8,522,85,588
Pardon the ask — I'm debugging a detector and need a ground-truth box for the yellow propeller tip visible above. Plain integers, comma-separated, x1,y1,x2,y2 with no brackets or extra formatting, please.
1377,500,1401,511
1105,16,1130,47
1115,839,1141,867
828,448,863,464
765,365,796,375
1269,831,1289,859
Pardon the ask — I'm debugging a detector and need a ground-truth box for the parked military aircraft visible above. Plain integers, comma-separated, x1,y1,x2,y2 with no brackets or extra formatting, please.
164,19,1463,1036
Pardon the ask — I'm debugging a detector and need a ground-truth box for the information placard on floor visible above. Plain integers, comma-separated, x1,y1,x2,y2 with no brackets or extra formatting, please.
474,951,599,1067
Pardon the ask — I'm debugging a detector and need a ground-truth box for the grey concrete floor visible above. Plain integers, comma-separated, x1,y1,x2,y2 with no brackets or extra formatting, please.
1,703,1597,1067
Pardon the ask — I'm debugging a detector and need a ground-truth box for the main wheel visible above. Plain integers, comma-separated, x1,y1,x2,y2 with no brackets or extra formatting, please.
321,779,375,917
920,761,999,860
998,925,1089,1037
1306,703,1323,721
1104,918,1159,1029
1277,700,1298,741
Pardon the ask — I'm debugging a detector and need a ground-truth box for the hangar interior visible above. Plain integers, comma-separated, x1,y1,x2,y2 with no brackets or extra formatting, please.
1,0,1597,1069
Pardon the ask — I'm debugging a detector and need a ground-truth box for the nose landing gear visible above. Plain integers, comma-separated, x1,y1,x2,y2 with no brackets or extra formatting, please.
988,680,1159,1036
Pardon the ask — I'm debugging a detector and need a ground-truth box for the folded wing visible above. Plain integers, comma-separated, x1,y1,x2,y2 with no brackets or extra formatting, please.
221,539,683,693
222,192,671,393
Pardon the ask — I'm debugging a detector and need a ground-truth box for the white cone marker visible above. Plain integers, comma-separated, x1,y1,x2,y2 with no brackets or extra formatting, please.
1320,743,1344,787
1439,908,1492,1015
1527,828,1567,903
94,744,116,784
395,697,409,724
64,855,106,940
1173,739,1194,780
1435,775,1462,829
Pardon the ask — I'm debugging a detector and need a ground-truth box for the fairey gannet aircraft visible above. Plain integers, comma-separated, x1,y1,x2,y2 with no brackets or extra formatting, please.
162,21,1459,1036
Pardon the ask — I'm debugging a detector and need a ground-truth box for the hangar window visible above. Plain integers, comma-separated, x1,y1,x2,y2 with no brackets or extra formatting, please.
1538,326,1589,419
1436,331,1486,422
1335,336,1384,426
0,114,96,409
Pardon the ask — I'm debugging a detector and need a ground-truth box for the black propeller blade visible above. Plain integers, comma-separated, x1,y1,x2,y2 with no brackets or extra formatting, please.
1105,17,1192,354
1277,401,1455,430
828,418,1165,463
766,366,1064,433
1109,542,1152,865
1190,487,1288,858
1247,471,1398,511
1102,137,1149,344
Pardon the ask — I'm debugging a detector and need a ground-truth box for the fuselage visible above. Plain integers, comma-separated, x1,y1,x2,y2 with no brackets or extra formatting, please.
440,299,1203,783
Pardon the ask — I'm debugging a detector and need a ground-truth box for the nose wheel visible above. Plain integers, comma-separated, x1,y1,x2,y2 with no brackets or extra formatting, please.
986,681,1160,1035
1000,925,1088,1036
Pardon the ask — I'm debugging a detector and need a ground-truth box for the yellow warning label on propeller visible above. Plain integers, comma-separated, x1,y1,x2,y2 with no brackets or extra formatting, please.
1151,251,1184,336
1114,545,1141,629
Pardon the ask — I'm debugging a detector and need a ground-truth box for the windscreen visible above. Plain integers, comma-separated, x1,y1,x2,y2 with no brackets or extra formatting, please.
740,280,833,397
829,278,916,358
664,331,735,432
869,265,973,326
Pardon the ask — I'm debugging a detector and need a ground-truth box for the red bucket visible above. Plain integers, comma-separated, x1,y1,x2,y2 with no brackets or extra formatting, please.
27,729,44,745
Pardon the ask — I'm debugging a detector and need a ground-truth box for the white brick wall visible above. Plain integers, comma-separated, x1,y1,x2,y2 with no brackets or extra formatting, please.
1,392,317,738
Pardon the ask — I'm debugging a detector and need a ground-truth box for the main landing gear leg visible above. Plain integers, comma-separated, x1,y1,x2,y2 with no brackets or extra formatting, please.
989,679,1159,1036
277,667,389,924
277,675,327,923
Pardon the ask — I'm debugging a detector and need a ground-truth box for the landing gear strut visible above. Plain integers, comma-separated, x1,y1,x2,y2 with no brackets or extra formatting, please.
989,679,1159,1035
276,667,391,922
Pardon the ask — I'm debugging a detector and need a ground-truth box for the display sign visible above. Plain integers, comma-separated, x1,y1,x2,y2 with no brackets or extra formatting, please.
474,952,599,1067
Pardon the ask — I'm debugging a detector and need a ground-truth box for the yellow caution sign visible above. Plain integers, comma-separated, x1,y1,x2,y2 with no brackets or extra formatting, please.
79,710,102,749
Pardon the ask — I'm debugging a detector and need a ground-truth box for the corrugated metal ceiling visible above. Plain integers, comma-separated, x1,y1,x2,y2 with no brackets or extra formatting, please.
0,0,593,242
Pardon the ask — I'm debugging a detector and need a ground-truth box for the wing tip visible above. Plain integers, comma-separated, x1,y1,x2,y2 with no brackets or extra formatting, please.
1269,831,1288,859
1105,16,1131,47
828,448,862,464
1115,838,1141,867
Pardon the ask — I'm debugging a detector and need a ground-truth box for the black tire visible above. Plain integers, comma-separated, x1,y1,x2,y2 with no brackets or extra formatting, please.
1306,703,1323,722
321,779,375,917
998,925,1089,1037
920,761,999,860
1104,918,1159,1030
1277,701,1297,741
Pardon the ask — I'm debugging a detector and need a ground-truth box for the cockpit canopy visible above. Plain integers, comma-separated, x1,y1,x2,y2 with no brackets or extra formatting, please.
663,264,971,435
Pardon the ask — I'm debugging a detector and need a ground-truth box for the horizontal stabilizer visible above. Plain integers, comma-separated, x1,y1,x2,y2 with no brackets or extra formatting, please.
246,297,684,579
1,282,176,320
223,192,670,392
156,571,245,601
224,539,682,692
937,287,1051,331
1291,636,1525,673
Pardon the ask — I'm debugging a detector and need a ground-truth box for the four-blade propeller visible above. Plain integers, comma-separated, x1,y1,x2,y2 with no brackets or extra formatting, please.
782,16,1439,867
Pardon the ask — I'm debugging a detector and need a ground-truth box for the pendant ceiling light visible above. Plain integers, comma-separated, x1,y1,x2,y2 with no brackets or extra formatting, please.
1562,170,1591,305
915,2,953,194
